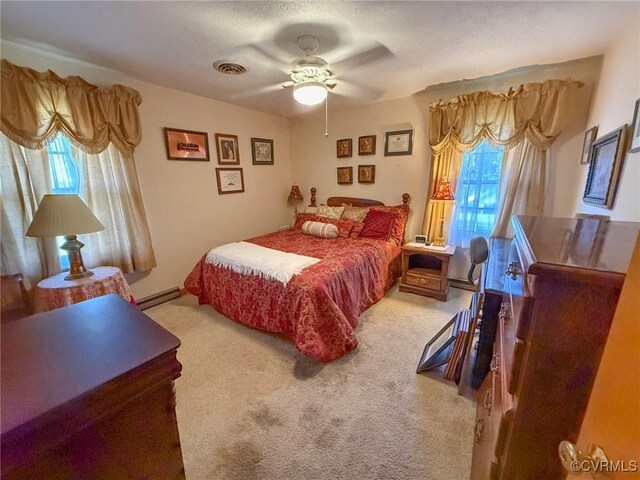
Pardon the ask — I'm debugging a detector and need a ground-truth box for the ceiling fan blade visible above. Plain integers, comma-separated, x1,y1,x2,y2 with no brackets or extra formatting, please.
229,83,284,100
237,43,291,73
331,43,394,76
330,79,383,102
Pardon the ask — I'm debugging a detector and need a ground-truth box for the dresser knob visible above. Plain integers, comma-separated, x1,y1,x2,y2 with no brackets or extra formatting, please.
559,441,613,479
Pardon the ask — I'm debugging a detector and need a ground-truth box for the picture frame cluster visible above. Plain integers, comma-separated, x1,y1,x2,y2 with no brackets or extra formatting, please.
163,127,275,195
335,129,413,185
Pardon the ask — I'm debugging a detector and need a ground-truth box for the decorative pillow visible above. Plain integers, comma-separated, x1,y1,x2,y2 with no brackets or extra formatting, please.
360,209,399,241
371,205,410,245
317,205,345,220
304,206,318,214
294,213,321,229
302,221,338,239
348,221,365,238
313,217,354,238
341,204,370,222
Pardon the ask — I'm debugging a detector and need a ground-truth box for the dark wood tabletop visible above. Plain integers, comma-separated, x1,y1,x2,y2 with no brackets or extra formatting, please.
1,294,181,437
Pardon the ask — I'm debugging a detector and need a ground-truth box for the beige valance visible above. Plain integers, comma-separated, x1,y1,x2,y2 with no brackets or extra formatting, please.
1,59,142,156
429,79,583,153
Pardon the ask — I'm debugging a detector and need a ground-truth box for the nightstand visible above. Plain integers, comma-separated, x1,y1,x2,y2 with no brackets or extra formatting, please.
399,244,456,301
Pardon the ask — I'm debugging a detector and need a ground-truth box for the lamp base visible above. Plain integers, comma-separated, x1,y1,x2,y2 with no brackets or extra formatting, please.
431,237,447,247
60,235,94,281
431,212,447,247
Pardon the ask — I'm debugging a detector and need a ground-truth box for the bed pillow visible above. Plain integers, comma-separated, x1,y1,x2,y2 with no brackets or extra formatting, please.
316,205,345,220
371,205,410,245
294,213,321,229
302,221,338,239
360,209,398,241
303,206,318,214
341,204,370,222
348,221,365,238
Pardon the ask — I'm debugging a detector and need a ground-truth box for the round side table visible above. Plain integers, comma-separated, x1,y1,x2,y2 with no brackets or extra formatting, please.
35,266,134,313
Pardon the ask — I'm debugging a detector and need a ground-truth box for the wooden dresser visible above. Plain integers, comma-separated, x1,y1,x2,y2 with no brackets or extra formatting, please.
470,215,639,480
1,294,185,480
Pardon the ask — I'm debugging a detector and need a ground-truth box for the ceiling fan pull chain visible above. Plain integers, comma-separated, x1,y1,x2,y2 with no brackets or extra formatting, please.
325,93,329,137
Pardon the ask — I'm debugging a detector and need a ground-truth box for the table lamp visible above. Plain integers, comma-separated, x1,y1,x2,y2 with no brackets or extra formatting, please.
26,194,105,280
430,176,456,247
287,185,304,215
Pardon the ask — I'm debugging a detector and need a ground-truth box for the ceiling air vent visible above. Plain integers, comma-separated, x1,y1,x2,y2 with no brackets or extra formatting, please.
213,61,247,75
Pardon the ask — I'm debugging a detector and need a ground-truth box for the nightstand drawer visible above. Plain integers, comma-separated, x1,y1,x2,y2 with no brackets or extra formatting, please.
406,272,441,290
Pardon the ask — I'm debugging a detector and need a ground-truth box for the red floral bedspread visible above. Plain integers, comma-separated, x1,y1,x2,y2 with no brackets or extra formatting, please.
184,228,401,362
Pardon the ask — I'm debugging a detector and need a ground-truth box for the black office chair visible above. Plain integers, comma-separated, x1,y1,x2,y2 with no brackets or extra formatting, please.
467,236,489,285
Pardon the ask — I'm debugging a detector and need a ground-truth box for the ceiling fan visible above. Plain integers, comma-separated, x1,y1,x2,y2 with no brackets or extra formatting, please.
283,35,336,106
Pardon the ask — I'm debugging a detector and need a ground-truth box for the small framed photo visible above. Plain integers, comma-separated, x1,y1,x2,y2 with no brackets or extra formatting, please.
163,127,209,161
358,164,375,184
337,138,352,158
384,129,414,156
337,166,353,185
629,98,640,153
358,135,376,155
215,133,240,165
251,138,274,165
414,234,427,244
580,126,598,164
416,317,457,373
583,125,627,208
216,168,245,194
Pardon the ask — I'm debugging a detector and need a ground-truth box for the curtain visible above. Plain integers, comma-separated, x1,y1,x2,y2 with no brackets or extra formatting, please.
0,134,60,288
0,60,156,285
491,139,546,237
1,59,142,156
75,145,157,272
422,79,582,238
423,146,462,241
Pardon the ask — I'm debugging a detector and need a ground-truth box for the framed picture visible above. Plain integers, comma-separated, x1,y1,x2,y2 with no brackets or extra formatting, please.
215,168,245,194
416,317,456,373
337,138,352,158
358,135,376,155
358,164,375,184
337,166,353,185
384,129,413,156
580,126,598,164
251,138,274,165
163,127,209,161
583,125,627,208
215,133,240,165
629,98,640,153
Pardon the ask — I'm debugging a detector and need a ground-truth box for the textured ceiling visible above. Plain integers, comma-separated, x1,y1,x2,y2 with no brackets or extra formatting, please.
1,1,638,118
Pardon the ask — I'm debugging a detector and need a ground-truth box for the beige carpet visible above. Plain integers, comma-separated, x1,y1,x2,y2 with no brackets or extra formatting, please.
146,285,475,480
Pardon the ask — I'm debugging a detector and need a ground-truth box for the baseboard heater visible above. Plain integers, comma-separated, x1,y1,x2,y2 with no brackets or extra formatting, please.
136,287,182,311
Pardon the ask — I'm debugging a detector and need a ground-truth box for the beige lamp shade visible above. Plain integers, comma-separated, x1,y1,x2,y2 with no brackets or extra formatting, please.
26,194,105,237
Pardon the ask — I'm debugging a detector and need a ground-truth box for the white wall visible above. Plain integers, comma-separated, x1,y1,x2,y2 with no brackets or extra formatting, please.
292,56,602,279
2,41,293,299
565,19,640,221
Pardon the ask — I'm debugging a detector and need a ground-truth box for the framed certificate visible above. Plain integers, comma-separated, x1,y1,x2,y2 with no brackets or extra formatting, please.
384,129,414,156
215,168,245,194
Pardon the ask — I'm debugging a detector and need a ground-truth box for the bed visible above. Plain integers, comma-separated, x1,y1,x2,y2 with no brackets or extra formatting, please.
184,190,410,362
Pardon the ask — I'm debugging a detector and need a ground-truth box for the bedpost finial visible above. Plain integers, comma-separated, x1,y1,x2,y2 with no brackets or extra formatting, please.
402,193,410,205
310,187,317,207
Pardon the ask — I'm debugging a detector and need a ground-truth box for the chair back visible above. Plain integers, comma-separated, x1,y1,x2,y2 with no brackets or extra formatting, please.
467,236,489,284
1,273,32,322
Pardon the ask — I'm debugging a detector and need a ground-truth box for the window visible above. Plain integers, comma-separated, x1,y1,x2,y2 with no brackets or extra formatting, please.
46,133,81,269
449,141,503,247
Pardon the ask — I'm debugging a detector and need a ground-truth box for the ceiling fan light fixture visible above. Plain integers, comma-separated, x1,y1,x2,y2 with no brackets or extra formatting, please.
293,81,327,106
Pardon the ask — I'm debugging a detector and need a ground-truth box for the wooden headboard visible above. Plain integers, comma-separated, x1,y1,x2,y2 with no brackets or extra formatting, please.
307,187,410,207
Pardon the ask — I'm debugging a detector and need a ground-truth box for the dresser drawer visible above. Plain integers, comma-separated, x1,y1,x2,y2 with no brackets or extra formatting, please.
406,271,441,290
